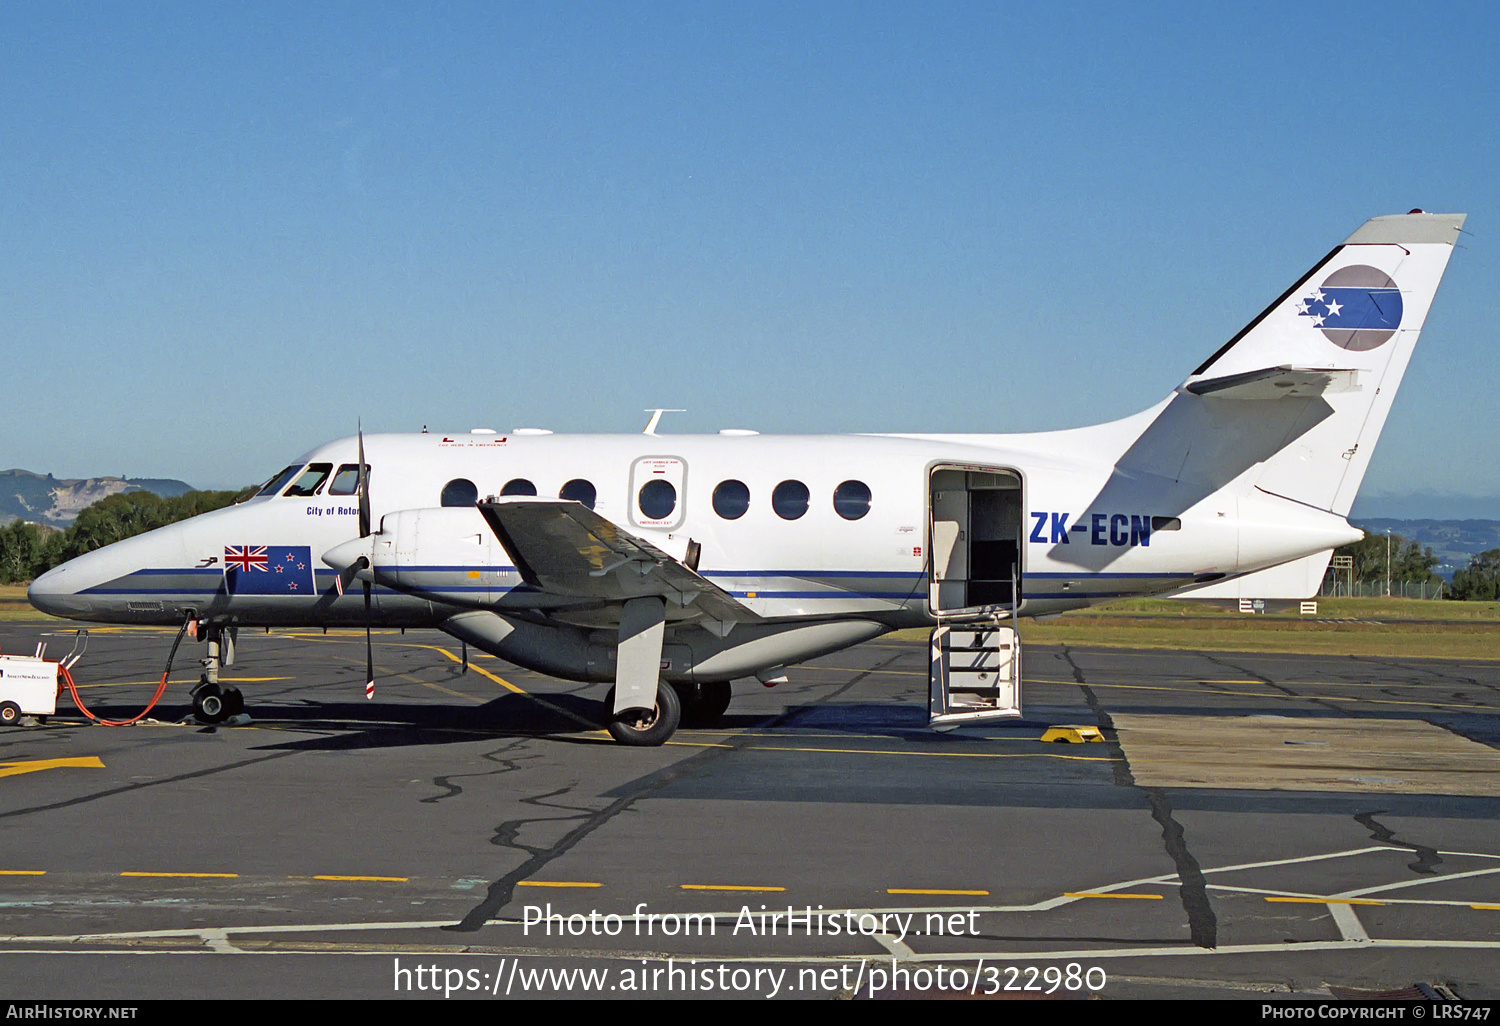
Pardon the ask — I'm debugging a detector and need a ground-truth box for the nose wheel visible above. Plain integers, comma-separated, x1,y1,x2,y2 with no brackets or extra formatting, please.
191,682,244,724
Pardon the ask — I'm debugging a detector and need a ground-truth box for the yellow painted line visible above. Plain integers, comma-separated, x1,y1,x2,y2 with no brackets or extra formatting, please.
426,646,600,730
0,756,105,779
744,744,1118,762
888,888,990,896
1065,892,1165,900
1470,904,1500,911
73,677,291,688
681,884,786,892
312,875,408,883
1264,896,1386,906
0,870,45,876
121,871,239,879
518,881,603,888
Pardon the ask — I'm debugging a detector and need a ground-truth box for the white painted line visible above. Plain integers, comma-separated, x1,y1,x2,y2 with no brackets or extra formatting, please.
1328,903,1369,943
872,933,915,960
1336,865,1500,899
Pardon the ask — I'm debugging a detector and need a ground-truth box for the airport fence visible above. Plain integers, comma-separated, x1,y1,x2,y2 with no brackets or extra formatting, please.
1319,579,1445,600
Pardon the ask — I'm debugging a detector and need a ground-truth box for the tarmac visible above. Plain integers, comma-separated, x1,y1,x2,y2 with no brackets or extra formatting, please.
1,619,1497,1000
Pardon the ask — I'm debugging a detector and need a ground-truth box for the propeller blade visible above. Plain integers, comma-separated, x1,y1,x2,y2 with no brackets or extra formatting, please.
336,554,370,597
357,422,371,539
364,579,374,700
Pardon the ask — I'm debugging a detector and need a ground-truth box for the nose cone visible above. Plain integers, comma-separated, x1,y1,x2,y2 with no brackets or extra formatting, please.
28,562,82,618
321,537,373,579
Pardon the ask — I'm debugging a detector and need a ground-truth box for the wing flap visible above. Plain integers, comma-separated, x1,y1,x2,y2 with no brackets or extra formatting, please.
476,498,760,623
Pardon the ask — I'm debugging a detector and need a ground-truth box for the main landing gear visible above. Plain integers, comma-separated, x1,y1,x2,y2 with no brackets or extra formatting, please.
602,681,733,746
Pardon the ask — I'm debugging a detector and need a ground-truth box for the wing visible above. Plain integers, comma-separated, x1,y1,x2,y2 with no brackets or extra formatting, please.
476,498,761,624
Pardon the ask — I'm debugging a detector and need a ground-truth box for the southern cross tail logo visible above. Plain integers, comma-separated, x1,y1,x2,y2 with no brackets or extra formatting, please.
1295,264,1403,351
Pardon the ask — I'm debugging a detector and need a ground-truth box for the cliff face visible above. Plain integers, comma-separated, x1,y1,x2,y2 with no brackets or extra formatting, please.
0,469,194,527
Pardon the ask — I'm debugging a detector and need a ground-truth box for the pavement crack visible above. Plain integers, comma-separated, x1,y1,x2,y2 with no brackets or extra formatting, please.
451,657,903,932
1062,645,1216,949
1354,811,1443,875
422,739,535,805
1145,787,1218,949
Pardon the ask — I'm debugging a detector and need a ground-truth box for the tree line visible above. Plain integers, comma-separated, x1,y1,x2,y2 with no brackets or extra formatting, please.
1331,531,1499,601
0,489,247,584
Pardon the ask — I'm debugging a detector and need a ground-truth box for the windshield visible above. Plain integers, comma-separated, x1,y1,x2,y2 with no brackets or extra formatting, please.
328,464,368,496
283,463,333,497
255,465,303,497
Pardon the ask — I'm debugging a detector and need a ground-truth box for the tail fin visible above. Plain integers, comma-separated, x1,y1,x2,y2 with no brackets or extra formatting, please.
1181,211,1464,515
1111,212,1464,517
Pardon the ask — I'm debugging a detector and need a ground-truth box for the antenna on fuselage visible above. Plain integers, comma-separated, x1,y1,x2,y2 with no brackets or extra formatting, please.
642,409,686,435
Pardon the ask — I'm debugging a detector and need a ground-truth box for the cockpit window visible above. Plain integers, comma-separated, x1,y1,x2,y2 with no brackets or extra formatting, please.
256,465,303,497
283,463,334,497
329,464,368,496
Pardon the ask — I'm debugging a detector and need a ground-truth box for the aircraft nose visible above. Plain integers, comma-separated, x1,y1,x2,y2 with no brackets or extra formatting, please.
28,562,86,618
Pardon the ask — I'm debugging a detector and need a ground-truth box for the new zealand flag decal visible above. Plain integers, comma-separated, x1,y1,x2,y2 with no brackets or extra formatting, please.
1296,264,1403,351
225,545,315,596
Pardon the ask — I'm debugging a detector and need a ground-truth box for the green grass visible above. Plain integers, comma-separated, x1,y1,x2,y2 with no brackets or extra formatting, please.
898,596,1500,660
0,584,41,621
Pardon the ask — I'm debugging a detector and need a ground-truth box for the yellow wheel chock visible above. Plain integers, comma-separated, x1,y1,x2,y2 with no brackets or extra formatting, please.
1041,725,1104,744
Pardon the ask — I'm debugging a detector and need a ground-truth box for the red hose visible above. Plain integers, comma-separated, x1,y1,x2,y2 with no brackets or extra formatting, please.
59,662,172,726
56,620,189,726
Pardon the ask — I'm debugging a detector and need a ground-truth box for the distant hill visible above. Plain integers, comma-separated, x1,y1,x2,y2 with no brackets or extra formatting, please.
1351,518,1500,577
0,469,195,528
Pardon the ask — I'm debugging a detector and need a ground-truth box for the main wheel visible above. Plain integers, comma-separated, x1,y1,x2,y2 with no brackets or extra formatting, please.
604,682,681,747
675,681,732,726
192,683,228,724
0,702,21,726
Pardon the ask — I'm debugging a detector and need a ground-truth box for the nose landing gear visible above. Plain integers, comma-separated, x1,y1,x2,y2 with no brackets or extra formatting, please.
193,624,246,724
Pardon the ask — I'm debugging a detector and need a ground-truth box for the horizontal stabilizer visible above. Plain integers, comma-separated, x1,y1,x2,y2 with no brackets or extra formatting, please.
1185,365,1362,400
477,498,761,624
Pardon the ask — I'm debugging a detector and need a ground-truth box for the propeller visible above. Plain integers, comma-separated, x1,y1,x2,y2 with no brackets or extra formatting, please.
358,423,374,700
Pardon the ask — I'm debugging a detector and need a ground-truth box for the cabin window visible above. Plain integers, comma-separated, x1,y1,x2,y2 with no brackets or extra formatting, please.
833,480,872,520
441,478,479,507
712,480,750,520
638,479,677,521
256,465,302,497
500,478,538,497
329,464,367,496
283,463,333,497
772,480,810,520
559,479,597,509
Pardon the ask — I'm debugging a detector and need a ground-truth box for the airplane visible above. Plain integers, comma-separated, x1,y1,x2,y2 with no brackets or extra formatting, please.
27,211,1465,745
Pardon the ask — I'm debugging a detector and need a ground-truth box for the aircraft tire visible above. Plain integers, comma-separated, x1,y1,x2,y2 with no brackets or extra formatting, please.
222,687,245,717
605,682,681,747
0,702,20,727
192,683,228,724
675,681,732,726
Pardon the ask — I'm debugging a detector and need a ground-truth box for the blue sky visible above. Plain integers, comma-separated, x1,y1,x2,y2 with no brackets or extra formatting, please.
2,2,1495,515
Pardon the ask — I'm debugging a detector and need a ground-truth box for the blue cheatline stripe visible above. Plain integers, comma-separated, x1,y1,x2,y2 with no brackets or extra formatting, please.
131,567,224,576
1027,571,1191,579
700,569,925,579
728,592,915,600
